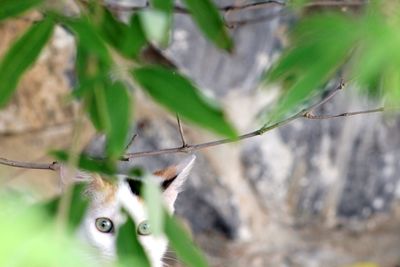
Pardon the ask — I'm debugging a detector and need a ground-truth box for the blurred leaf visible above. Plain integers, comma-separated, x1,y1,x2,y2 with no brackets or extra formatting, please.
61,15,111,67
38,197,59,216
266,14,359,121
0,0,43,21
74,42,110,126
289,0,312,8
143,177,164,236
149,0,173,46
0,16,54,107
39,183,88,229
84,80,132,159
139,10,170,46
351,12,400,103
129,167,145,178
165,214,208,267
103,81,132,158
68,183,89,229
132,66,237,138
75,42,131,159
0,195,98,267
117,213,151,267
51,150,116,175
99,9,147,59
151,0,173,12
182,0,233,51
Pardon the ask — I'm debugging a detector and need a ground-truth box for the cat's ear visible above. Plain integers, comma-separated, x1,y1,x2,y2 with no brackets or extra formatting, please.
153,155,196,212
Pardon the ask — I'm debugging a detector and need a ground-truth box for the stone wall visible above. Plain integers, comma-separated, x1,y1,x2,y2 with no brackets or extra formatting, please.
1,3,400,267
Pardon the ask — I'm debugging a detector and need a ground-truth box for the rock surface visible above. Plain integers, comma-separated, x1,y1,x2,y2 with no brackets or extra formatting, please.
1,2,400,267
0,14,77,134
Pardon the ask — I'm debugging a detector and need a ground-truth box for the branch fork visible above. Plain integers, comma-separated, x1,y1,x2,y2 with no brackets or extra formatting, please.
0,79,392,171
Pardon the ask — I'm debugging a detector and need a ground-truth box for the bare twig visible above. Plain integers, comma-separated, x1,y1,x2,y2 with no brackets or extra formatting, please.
125,133,138,150
0,157,60,170
176,115,187,147
105,0,365,13
304,79,345,113
304,107,385,120
104,0,367,28
0,81,394,170
105,1,284,13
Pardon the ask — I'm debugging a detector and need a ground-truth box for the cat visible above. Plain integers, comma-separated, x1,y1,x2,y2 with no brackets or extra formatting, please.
67,155,196,267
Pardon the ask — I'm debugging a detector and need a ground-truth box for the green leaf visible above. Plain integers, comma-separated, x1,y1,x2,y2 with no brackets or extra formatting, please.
139,10,170,46
151,0,173,12
132,66,237,138
182,0,233,51
74,42,111,129
37,196,59,217
99,10,147,59
289,0,312,8
117,213,151,267
75,42,131,159
149,0,173,46
68,183,89,229
165,214,208,267
265,14,359,121
84,80,132,159
36,183,88,230
350,13,400,100
0,16,54,107
103,81,132,158
51,150,116,175
61,16,111,67
143,176,164,236
0,195,98,267
0,0,43,21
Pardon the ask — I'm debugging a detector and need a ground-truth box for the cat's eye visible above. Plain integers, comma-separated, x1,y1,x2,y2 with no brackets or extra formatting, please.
137,220,151,236
95,217,114,233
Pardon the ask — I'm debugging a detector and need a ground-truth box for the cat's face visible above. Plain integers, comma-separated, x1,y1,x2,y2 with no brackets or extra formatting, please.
74,156,195,267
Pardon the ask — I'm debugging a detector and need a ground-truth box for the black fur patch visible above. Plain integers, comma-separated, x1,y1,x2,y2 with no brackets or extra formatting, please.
161,175,178,190
126,178,142,196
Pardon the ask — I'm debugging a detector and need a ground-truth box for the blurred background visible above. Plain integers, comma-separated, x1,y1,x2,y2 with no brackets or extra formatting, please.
1,1,400,267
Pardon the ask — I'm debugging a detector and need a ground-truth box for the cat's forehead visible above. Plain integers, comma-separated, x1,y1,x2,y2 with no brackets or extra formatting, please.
86,174,119,204
86,174,148,205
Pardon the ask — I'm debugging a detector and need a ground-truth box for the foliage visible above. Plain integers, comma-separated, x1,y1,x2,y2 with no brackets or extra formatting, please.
117,211,152,267
0,0,399,266
133,66,237,137
266,1,400,121
0,15,54,107
0,192,99,267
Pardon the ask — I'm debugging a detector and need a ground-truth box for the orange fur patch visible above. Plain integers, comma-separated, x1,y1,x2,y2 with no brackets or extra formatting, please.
88,174,118,204
153,166,177,180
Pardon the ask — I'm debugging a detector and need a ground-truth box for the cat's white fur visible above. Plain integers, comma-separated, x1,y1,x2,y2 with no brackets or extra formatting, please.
71,155,196,267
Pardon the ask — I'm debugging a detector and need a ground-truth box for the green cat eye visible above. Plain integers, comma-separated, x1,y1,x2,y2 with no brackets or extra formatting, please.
95,217,114,233
137,220,151,236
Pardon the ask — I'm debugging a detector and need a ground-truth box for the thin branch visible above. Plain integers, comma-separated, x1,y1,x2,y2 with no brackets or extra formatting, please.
123,107,386,159
225,9,288,28
0,157,60,170
304,78,345,113
176,115,187,147
104,0,367,29
303,107,385,120
105,1,285,13
0,81,394,169
125,133,138,150
105,0,365,13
